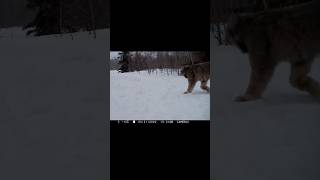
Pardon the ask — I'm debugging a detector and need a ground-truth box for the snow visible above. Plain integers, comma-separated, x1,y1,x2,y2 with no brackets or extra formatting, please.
0,27,29,39
0,28,108,179
110,70,210,120
110,51,120,60
212,32,320,179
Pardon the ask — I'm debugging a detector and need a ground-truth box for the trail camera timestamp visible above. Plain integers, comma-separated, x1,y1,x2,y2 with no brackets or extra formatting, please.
116,120,190,124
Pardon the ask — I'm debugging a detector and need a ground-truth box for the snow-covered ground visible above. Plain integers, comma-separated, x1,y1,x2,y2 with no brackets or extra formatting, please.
0,28,108,180
110,70,210,120
0,27,29,39
212,33,320,179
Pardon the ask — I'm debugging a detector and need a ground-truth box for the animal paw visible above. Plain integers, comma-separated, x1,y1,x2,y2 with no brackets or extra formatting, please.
233,94,260,102
309,88,320,97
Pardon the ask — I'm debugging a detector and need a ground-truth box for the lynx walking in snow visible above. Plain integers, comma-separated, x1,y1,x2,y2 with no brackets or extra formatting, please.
180,62,210,94
226,1,320,101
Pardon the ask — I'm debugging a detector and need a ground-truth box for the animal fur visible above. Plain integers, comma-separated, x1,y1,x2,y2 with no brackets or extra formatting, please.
180,62,210,94
225,1,320,101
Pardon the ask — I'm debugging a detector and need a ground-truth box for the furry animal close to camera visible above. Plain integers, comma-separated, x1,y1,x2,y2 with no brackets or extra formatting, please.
180,62,210,94
226,1,320,102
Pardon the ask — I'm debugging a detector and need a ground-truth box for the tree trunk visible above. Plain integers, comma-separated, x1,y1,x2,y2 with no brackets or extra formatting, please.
214,24,223,45
88,0,96,38
59,0,63,36
262,0,269,10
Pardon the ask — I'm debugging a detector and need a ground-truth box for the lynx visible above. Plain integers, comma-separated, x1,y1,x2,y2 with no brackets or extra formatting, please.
226,1,320,101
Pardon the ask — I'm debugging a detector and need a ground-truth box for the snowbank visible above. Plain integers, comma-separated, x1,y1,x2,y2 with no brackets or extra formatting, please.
0,28,108,179
110,70,210,120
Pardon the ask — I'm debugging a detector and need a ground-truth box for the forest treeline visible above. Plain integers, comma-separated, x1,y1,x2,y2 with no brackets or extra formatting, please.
114,52,209,74
23,0,109,36
0,0,34,28
0,0,110,36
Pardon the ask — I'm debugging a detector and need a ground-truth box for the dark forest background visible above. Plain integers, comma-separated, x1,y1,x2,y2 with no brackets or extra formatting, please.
0,0,34,28
211,0,313,44
0,0,110,36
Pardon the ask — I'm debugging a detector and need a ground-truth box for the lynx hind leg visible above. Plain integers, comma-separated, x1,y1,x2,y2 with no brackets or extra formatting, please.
184,79,196,94
234,53,276,102
200,80,210,93
290,62,320,97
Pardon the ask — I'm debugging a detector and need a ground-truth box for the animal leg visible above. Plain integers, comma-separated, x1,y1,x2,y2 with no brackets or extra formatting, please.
200,80,210,92
184,79,196,94
290,61,320,97
235,53,276,102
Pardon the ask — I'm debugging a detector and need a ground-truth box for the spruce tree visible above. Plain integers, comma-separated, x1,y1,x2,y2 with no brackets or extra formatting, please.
118,51,130,73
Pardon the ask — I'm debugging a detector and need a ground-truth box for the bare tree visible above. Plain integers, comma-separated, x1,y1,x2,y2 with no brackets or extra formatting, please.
88,0,96,38
59,0,63,36
262,0,269,9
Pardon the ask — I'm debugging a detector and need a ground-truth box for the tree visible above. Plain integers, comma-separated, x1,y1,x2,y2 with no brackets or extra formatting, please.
23,0,61,36
23,0,110,36
118,51,130,73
